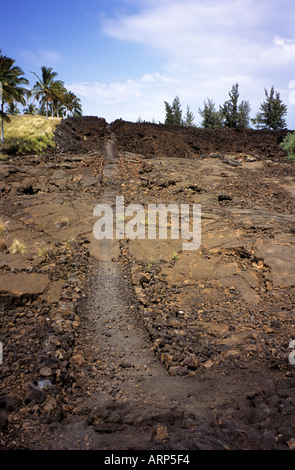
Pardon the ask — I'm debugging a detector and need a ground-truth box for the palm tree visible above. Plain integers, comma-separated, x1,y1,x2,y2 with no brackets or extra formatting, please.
0,49,30,143
31,66,65,119
6,101,20,115
51,81,67,118
23,102,38,115
64,91,82,118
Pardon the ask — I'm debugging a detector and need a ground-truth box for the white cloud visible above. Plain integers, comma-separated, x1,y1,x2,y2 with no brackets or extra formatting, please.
271,35,295,65
73,0,295,126
67,72,178,123
101,0,266,64
101,1,295,77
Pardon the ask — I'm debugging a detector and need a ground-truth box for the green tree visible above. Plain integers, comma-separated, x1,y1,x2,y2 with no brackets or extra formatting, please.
0,49,30,143
49,101,65,118
198,98,223,128
256,86,287,130
237,100,251,128
64,91,82,118
31,66,65,119
183,105,196,127
6,101,20,115
164,96,182,125
37,101,46,116
23,102,38,115
220,83,239,128
164,101,174,125
280,133,295,160
251,112,264,129
172,96,182,126
50,81,67,118
220,83,251,129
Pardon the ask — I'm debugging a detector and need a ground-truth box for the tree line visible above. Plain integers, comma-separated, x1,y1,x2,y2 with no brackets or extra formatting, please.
0,49,82,143
164,83,288,130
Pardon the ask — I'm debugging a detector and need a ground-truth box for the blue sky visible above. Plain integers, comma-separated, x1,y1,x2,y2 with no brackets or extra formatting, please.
1,0,295,128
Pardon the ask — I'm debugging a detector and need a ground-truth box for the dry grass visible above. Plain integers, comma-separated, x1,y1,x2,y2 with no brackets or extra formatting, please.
34,242,52,259
1,115,60,156
61,237,77,251
8,239,27,254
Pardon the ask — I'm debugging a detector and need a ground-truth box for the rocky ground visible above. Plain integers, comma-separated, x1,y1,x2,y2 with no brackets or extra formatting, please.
0,116,295,451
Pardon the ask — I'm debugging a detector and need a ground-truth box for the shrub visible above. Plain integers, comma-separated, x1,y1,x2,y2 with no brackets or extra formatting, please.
1,115,59,155
172,251,179,260
34,242,52,259
280,133,295,161
8,239,27,254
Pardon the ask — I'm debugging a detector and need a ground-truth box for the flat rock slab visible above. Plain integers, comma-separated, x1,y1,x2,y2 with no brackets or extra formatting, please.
256,243,295,288
0,273,50,305
0,254,32,271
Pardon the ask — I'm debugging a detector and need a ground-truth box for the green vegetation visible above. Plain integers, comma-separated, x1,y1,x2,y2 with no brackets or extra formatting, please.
164,84,288,130
252,86,288,130
0,49,82,152
0,49,30,144
164,96,183,126
280,133,295,161
164,96,196,127
1,115,59,155
31,66,64,119
147,257,155,269
219,83,251,129
172,251,179,260
198,98,223,128
31,67,82,120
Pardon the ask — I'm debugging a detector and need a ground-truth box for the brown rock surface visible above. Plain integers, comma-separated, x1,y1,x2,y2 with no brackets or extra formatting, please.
0,116,295,451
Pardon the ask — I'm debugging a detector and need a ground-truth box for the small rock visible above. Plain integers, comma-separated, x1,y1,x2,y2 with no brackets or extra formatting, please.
39,367,53,377
38,379,53,390
72,354,84,365
152,424,168,441
120,361,132,369
25,387,46,405
161,352,174,367
203,359,213,368
183,356,199,369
